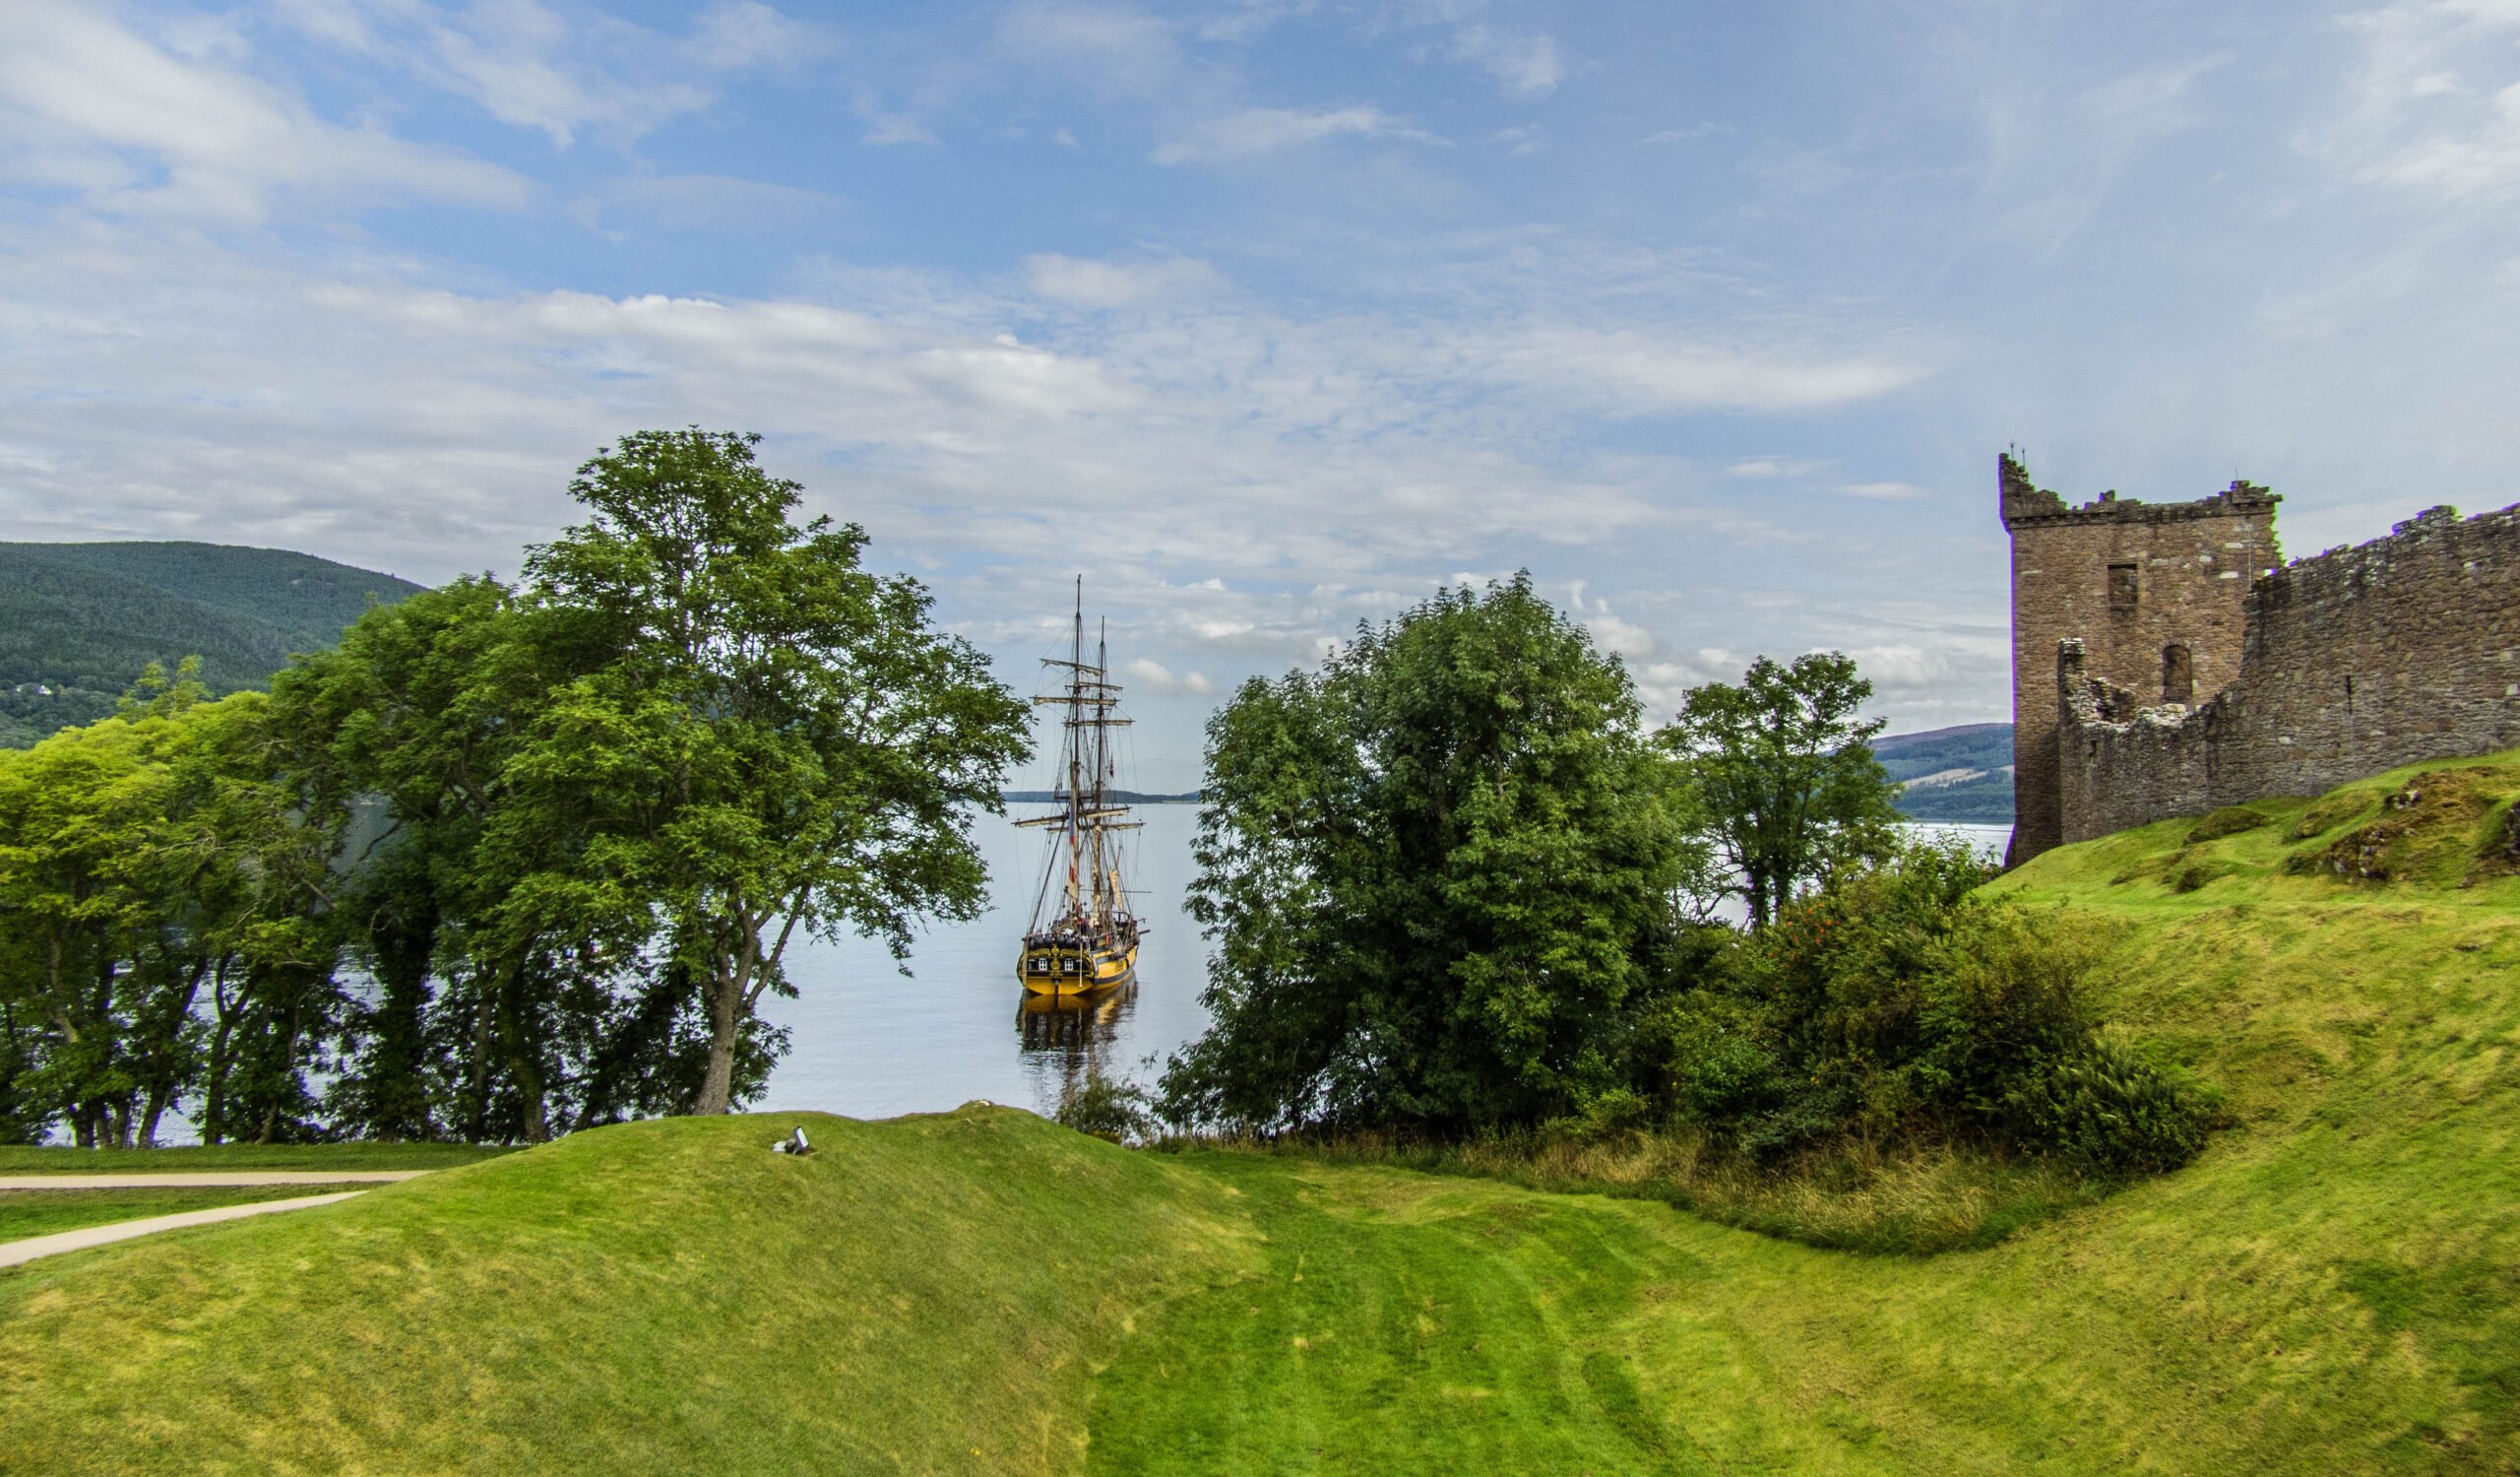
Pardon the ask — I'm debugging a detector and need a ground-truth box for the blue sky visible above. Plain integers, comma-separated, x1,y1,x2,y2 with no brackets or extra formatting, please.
2,0,2515,786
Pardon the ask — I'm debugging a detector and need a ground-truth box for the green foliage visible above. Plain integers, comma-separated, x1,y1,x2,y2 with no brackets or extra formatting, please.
1054,1068,1157,1143
1160,575,1685,1134
1657,651,1906,926
2001,1036,2220,1174
1640,837,2220,1177
0,677,345,1148
510,429,1031,1115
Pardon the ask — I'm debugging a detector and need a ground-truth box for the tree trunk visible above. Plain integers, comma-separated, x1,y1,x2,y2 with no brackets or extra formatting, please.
204,959,237,1146
694,971,740,1117
138,1088,169,1150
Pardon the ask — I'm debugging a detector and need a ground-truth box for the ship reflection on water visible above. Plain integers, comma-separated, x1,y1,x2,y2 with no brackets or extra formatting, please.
1017,980,1141,1104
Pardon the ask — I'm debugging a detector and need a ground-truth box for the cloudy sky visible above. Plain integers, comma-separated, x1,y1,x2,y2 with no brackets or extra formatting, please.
2,0,2515,786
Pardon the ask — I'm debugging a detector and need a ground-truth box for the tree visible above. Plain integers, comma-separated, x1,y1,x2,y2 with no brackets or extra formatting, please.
1657,653,1903,928
513,429,1031,1116
1160,576,1685,1134
0,666,345,1146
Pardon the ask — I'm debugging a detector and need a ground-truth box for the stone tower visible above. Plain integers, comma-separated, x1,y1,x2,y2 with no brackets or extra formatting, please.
1999,453,2281,865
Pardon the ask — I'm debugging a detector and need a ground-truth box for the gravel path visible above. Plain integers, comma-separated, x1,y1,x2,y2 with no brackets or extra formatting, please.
0,1172,429,1189
0,1191,368,1268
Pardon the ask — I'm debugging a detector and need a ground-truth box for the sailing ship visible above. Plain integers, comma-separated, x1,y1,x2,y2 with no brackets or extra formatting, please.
1015,588,1142,995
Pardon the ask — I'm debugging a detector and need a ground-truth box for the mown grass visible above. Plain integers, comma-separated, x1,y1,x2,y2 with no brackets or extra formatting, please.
0,1141,515,1174
1,751,2515,1473
0,1108,1257,1475
0,1184,374,1242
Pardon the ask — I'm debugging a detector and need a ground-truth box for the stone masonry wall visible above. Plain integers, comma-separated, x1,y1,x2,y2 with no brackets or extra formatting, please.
2053,502,2520,843
2000,455,2279,862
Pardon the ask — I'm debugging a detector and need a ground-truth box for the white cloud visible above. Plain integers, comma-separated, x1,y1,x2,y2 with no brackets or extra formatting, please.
999,3,1185,98
1585,612,1659,661
1838,481,1929,499
1643,124,1730,144
1726,456,1827,479
1125,657,1216,694
1025,254,1226,306
1448,24,1564,98
270,0,763,147
2314,0,2520,198
861,111,940,147
0,0,526,222
688,2,829,73
1476,327,1929,415
1152,106,1439,163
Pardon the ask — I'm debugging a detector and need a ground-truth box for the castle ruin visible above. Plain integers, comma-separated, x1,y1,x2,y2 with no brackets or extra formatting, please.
1999,453,2520,865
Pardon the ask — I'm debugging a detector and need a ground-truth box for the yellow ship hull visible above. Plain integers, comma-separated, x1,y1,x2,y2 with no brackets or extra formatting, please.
1017,940,1138,994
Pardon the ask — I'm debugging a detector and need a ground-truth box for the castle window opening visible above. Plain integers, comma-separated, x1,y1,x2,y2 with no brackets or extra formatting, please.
2108,564,2139,610
2163,644,2194,704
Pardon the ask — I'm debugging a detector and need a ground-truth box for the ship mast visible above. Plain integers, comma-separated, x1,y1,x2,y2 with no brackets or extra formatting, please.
1017,577,1138,938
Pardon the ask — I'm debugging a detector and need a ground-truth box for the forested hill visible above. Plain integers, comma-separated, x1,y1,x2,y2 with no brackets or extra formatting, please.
0,542,424,747
1875,721,2015,823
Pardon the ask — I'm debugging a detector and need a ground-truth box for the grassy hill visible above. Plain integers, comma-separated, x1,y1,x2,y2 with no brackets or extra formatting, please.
1877,721,2014,823
0,542,424,747
3,750,2514,1472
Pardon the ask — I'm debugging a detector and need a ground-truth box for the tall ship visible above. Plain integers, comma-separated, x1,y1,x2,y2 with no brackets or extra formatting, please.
1016,589,1142,994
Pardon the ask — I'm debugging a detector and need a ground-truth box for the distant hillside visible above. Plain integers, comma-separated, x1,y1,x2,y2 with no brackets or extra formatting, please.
0,542,425,748
1876,722,2014,823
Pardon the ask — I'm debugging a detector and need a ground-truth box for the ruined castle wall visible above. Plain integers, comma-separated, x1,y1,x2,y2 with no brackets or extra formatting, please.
2053,503,2520,843
2002,455,2277,860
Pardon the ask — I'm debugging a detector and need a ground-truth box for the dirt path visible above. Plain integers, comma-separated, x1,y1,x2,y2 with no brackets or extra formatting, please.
0,1172,428,1189
0,1191,369,1268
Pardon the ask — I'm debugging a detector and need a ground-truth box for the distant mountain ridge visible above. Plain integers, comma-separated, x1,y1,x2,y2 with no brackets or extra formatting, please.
1875,722,2014,823
0,541,424,747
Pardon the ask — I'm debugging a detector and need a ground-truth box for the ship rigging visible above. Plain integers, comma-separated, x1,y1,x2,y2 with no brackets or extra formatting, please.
1014,584,1142,994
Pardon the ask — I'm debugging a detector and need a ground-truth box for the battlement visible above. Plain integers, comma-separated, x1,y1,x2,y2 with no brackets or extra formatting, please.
1998,453,2280,532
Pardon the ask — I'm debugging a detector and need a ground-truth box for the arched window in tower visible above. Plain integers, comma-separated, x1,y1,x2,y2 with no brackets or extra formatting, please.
2163,642,2195,704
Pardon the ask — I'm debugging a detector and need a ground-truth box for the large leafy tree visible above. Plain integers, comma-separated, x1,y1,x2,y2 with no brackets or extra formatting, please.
1160,576,1684,1134
1657,653,1903,928
0,668,344,1146
513,429,1031,1115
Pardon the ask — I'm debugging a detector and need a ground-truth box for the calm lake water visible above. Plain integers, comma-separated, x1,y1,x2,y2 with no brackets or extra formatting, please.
753,811,2012,1122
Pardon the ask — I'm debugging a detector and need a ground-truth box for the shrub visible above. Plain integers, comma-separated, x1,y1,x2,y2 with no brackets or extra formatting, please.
2002,1039,2220,1175
1633,993,1781,1121
1053,1069,1155,1144
1640,838,2216,1181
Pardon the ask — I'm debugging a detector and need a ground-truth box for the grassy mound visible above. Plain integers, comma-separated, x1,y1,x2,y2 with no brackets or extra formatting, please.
0,1107,1255,1475
5,755,2516,1472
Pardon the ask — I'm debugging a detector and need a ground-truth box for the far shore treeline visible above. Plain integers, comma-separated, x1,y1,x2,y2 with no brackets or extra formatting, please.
0,429,2201,1187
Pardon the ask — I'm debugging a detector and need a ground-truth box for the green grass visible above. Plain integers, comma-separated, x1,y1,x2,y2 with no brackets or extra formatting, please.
0,1109,1255,1475
0,1142,516,1174
0,1185,371,1242
1,751,2515,1472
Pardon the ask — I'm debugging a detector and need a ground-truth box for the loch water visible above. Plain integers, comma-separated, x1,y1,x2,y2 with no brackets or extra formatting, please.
753,809,2012,1123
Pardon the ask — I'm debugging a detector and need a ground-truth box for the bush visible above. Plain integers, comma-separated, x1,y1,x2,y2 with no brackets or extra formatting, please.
1634,993,1781,1121
1635,837,2217,1180
1053,1069,1155,1144
2003,1039,2220,1175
